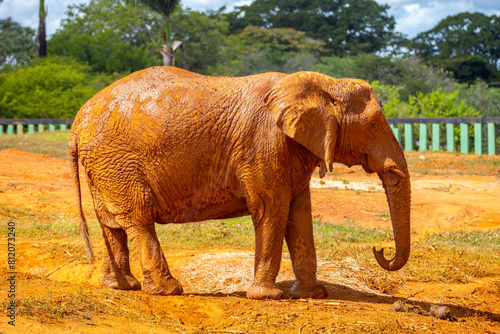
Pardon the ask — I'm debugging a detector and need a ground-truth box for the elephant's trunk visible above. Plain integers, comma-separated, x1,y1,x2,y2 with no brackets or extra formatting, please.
373,163,411,271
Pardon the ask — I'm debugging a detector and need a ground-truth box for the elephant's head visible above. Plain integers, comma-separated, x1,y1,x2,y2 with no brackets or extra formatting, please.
266,71,410,271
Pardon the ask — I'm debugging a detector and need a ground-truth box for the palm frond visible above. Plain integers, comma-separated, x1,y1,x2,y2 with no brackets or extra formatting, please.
124,0,180,18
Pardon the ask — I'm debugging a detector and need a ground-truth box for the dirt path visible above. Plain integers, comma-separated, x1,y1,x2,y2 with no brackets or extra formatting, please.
1,149,500,333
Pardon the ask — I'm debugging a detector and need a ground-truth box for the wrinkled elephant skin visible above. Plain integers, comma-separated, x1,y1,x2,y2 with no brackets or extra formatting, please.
69,67,411,300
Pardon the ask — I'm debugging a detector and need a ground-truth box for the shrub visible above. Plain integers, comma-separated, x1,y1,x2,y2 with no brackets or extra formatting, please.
0,57,122,119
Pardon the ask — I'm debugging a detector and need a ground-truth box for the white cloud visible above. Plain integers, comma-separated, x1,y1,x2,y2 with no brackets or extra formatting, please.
0,0,85,35
397,1,474,37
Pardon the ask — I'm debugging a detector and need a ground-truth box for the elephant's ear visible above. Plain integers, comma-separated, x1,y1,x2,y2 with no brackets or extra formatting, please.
266,71,339,164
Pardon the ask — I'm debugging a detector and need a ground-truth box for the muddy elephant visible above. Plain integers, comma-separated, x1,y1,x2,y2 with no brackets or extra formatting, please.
69,67,410,300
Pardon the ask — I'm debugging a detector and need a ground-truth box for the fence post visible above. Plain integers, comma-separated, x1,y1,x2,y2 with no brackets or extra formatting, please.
474,123,482,155
38,124,44,133
16,124,23,135
60,124,67,131
28,124,35,134
460,123,469,154
419,124,427,152
446,123,454,152
49,124,56,131
432,123,440,151
488,123,496,155
404,124,413,152
0,125,3,135
390,124,401,145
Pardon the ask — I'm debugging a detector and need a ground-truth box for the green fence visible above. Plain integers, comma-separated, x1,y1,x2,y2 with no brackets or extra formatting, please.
0,119,73,135
388,117,500,155
1,117,499,155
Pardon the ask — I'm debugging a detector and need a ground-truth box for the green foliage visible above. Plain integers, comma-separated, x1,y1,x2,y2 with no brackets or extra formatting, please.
311,56,359,78
444,55,496,84
0,18,36,67
371,82,479,119
370,81,407,118
0,0,497,120
124,0,180,18
49,0,163,73
406,89,479,118
411,12,500,83
208,26,324,76
170,8,231,74
0,57,121,119
456,81,500,117
226,0,396,56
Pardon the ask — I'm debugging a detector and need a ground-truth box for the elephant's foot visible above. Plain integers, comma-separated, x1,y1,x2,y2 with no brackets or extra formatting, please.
99,272,141,291
247,284,285,300
142,276,183,296
290,280,327,299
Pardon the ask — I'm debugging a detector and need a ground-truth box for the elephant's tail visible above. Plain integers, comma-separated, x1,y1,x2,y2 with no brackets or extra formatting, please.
69,144,95,264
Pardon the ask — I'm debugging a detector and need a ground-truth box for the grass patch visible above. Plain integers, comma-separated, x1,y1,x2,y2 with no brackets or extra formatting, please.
11,290,115,323
314,220,393,246
462,157,500,168
17,219,80,237
0,130,71,160
0,204,32,219
157,217,255,250
375,212,390,221
403,229,500,283
13,215,101,238
154,218,394,251
421,229,500,251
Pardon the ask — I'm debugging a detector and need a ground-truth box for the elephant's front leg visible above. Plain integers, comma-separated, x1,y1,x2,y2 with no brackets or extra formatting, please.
285,187,327,299
127,223,183,295
247,198,289,300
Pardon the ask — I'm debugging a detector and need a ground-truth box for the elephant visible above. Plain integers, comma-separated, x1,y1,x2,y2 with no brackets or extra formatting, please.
69,67,411,300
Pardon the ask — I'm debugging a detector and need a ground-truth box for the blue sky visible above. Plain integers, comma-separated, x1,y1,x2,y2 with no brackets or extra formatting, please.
0,0,499,38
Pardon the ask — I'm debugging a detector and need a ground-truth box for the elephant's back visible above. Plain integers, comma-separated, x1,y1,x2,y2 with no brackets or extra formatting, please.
70,67,287,173
72,67,284,145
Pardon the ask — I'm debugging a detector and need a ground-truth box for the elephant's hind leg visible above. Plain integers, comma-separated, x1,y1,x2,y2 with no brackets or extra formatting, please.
90,186,141,290
127,223,183,296
100,225,141,290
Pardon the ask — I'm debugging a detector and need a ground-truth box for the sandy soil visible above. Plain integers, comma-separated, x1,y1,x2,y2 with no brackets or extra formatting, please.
0,148,499,333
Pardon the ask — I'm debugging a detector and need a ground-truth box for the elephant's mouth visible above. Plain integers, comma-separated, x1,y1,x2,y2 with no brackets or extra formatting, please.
362,153,406,179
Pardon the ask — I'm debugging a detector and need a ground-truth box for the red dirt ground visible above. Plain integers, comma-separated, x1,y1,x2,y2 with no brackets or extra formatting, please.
1,148,499,333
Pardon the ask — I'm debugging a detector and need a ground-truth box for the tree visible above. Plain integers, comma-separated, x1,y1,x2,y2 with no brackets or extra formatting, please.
226,0,396,56
125,0,182,66
208,26,324,76
0,18,36,68
49,0,163,73
37,0,47,57
170,8,231,73
411,12,500,83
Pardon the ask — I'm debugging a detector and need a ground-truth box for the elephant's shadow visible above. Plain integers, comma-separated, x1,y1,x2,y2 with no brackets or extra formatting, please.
197,280,500,323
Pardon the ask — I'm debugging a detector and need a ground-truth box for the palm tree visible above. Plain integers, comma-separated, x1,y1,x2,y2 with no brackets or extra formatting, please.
126,0,184,67
37,0,47,57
